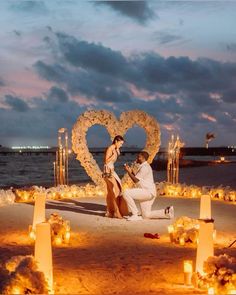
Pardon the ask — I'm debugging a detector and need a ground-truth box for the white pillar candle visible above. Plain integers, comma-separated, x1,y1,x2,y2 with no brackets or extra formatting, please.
184,260,193,285
196,219,214,275
32,193,46,229
200,194,211,220
35,222,53,292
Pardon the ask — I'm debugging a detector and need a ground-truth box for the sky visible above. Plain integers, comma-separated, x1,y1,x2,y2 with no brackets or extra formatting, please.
0,0,236,147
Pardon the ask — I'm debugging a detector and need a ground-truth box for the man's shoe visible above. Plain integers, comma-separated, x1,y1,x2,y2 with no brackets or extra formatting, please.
165,206,174,219
127,215,143,221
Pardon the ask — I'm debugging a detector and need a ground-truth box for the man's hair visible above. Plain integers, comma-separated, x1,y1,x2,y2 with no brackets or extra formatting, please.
139,151,149,160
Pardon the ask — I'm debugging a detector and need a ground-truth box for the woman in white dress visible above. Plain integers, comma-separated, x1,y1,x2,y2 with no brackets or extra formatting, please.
103,135,128,218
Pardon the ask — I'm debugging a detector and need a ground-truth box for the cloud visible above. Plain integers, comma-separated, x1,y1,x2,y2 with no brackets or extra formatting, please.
97,1,156,24
47,86,69,103
33,61,66,83
39,33,236,107
2,31,235,146
0,78,5,87
10,0,48,14
0,86,87,143
201,113,217,123
221,88,236,103
56,32,128,76
153,31,183,45
13,30,21,37
32,32,236,115
226,43,236,53
4,95,29,112
31,32,236,145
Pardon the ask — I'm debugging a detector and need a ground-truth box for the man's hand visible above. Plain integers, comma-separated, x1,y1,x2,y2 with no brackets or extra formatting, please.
124,164,139,183
124,163,132,173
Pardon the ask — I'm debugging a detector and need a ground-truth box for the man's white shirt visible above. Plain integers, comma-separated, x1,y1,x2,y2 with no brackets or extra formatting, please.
135,161,156,197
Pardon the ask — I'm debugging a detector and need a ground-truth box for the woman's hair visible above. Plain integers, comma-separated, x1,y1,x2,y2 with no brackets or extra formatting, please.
112,135,124,144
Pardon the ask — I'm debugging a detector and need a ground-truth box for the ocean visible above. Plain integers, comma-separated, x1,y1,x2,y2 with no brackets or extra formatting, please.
0,152,236,189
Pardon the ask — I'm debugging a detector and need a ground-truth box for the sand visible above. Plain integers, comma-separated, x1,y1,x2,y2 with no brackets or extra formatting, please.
0,196,235,295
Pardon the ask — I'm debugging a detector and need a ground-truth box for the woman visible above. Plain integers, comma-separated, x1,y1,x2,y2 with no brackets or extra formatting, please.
103,135,128,218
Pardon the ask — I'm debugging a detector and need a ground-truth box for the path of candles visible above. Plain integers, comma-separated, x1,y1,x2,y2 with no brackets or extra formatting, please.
0,197,235,294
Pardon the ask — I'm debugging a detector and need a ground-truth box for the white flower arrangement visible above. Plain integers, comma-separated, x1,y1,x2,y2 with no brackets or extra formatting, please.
168,216,199,245
71,109,161,188
160,182,236,203
48,212,71,245
193,254,236,294
0,189,15,207
7,182,236,205
0,255,49,294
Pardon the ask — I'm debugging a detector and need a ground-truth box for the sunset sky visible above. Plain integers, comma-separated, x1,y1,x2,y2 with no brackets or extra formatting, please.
0,0,236,147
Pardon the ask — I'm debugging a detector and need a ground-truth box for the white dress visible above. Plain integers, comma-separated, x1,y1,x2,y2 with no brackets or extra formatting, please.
106,161,122,191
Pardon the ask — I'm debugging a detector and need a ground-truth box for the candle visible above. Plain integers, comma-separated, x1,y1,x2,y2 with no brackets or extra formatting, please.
208,287,215,295
168,225,174,242
65,231,70,243
11,287,21,295
29,225,36,240
200,194,211,220
55,236,62,245
53,161,56,187
196,219,214,275
32,193,46,230
168,225,174,233
65,220,70,231
180,237,185,246
213,229,217,241
35,222,53,293
183,260,193,285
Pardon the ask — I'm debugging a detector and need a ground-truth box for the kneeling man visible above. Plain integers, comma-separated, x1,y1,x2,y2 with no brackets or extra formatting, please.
123,151,174,221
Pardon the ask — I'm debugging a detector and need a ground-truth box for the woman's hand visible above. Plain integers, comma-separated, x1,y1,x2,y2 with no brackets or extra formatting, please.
104,164,111,174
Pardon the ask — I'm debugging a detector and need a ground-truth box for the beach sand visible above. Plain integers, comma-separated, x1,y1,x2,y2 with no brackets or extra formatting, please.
0,196,235,294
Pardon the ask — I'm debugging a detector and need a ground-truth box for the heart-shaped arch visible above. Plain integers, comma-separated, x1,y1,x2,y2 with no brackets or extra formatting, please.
72,110,161,188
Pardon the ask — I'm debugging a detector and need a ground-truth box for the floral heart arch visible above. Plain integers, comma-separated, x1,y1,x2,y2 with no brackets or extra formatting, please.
72,110,161,189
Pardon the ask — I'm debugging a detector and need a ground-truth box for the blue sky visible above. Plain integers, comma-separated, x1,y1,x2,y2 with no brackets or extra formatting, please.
0,0,236,147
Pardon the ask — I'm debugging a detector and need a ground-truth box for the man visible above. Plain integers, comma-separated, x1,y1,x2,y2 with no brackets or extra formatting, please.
123,151,174,221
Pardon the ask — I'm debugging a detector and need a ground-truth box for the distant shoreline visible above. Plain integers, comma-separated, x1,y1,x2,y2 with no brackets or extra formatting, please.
151,158,236,171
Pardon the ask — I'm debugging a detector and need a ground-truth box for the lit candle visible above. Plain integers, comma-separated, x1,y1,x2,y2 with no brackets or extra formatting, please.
65,220,70,231
53,161,56,187
168,225,174,242
179,237,185,246
29,225,36,240
208,287,215,295
11,287,21,295
213,229,217,241
65,231,70,243
55,236,62,246
168,225,174,233
183,260,193,285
